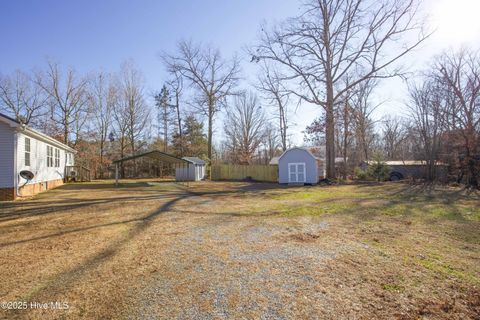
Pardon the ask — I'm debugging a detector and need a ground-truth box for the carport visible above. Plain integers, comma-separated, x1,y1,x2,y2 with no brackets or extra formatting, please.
112,150,191,187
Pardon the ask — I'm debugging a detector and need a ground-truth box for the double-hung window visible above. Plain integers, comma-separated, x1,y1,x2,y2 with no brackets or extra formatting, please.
54,149,60,167
47,145,53,167
25,138,31,167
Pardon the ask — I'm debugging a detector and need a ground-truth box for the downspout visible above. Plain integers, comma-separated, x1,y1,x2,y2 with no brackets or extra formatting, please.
13,130,21,198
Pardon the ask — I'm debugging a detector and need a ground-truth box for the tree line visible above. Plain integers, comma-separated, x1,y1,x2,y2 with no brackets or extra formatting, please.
0,0,478,186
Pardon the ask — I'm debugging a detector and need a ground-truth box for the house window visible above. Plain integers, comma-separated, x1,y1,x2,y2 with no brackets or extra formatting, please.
66,153,73,166
47,145,53,167
55,149,60,167
25,138,31,167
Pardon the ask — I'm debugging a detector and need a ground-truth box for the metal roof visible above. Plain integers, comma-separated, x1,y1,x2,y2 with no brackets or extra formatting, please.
269,156,280,165
365,160,448,166
113,150,189,164
183,157,206,165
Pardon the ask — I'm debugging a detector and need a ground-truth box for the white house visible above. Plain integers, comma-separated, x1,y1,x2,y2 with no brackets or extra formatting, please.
0,113,76,201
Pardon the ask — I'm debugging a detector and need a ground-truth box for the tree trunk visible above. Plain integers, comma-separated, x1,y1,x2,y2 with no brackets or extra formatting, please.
325,84,336,179
175,92,183,156
207,98,214,162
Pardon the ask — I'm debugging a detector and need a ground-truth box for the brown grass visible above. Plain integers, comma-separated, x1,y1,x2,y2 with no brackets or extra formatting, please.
0,180,478,319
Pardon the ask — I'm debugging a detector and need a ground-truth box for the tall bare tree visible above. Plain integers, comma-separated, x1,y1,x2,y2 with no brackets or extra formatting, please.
162,40,240,163
89,72,116,178
382,116,407,160
0,70,46,125
255,62,290,151
407,79,446,181
253,0,429,178
36,61,89,145
350,79,379,162
434,49,480,186
119,61,149,157
224,92,267,164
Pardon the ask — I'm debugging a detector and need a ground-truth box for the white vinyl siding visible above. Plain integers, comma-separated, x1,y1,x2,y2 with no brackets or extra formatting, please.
16,132,71,186
0,121,15,187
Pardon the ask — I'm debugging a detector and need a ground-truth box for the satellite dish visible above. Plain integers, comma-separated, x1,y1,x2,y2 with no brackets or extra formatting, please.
19,170,34,181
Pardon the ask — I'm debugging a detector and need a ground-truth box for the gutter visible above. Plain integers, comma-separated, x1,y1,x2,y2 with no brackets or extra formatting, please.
13,131,21,198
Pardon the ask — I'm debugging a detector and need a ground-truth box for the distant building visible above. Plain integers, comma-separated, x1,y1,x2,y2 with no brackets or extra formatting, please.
270,146,345,183
0,113,76,200
360,160,449,180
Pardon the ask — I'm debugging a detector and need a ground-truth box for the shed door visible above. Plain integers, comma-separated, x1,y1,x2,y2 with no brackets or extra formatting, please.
288,163,306,183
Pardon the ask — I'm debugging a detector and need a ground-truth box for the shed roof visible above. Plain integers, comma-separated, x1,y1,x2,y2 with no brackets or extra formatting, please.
183,157,206,165
277,147,320,162
113,150,189,164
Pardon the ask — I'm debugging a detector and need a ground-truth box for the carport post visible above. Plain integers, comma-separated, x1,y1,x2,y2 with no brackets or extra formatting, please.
115,163,119,187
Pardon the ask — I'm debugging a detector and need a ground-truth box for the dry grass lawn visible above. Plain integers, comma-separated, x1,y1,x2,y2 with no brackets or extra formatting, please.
0,180,479,319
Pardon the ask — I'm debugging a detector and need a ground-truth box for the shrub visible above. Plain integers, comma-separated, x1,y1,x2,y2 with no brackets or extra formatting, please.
354,167,369,180
367,154,391,181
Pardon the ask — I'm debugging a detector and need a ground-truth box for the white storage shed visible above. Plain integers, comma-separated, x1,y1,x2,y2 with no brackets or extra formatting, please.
175,157,206,181
277,147,321,185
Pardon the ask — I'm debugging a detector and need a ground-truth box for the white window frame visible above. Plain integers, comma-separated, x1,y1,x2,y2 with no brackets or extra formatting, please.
25,137,31,167
47,145,53,167
54,148,60,167
288,162,306,183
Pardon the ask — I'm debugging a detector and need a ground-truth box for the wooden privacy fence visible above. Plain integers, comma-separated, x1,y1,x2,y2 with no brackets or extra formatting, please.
211,164,278,182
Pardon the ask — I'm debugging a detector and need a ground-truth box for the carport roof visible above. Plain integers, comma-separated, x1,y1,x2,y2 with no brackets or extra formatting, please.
112,150,189,165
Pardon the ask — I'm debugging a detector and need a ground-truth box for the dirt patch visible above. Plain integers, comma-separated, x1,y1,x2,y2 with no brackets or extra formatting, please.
287,232,321,242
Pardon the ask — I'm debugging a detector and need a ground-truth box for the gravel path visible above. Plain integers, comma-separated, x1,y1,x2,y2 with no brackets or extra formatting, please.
130,211,352,319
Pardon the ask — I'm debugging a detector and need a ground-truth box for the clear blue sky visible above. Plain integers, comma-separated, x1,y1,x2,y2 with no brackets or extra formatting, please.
1,0,479,144
0,0,299,87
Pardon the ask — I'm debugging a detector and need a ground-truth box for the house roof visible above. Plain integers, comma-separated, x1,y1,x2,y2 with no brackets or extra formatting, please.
183,157,206,165
113,150,189,165
0,112,76,153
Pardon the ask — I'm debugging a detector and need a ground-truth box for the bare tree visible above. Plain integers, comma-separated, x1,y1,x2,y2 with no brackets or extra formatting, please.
89,72,116,178
255,62,290,151
350,79,379,162
0,70,46,125
224,92,267,164
382,115,407,160
253,0,429,178
162,40,240,163
434,49,480,187
166,70,184,155
36,61,89,145
407,79,446,181
119,61,149,157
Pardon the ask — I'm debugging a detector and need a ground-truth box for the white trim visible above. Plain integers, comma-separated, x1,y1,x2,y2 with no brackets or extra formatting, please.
278,147,318,162
288,162,306,183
